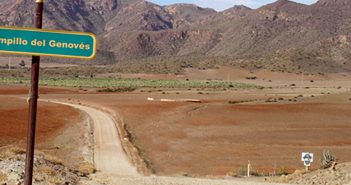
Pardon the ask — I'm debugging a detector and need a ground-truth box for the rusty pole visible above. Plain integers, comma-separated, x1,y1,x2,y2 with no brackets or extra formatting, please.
24,1,44,185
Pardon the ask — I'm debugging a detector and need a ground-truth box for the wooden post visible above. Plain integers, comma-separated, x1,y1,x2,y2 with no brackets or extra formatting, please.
247,160,251,177
23,1,44,185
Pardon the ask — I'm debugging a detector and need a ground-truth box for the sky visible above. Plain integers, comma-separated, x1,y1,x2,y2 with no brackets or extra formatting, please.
147,0,319,11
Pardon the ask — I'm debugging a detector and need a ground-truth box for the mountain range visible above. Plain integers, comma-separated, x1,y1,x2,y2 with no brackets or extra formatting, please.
0,0,350,73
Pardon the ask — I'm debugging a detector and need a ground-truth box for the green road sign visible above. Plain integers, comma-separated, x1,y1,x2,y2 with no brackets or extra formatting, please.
0,27,96,59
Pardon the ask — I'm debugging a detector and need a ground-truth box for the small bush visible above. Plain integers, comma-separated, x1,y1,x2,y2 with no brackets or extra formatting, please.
245,76,257,80
0,171,7,182
320,150,336,169
179,172,191,177
76,161,96,176
228,100,240,104
226,171,235,177
277,167,288,176
236,166,246,177
98,87,136,93
9,147,26,155
250,170,266,177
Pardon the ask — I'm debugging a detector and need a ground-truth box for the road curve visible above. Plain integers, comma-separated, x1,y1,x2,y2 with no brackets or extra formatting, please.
52,101,139,176
52,101,292,185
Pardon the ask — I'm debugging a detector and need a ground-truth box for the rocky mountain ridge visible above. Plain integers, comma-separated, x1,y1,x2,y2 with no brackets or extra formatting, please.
0,0,350,73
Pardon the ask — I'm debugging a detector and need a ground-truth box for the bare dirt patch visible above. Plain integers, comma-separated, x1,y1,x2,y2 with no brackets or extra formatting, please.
0,96,81,147
0,86,77,95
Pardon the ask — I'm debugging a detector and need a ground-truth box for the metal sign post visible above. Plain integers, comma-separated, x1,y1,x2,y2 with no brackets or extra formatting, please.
24,1,43,185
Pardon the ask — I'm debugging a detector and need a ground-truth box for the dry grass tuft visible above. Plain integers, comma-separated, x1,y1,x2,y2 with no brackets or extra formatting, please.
76,161,96,175
48,176,62,185
43,155,64,166
37,166,56,176
0,171,7,182
9,147,26,155
0,147,25,159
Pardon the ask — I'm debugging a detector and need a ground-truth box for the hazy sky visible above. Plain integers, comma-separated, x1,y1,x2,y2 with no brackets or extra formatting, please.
147,0,319,11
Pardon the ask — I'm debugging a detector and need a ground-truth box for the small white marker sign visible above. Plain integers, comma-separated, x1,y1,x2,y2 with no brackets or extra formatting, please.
301,152,314,166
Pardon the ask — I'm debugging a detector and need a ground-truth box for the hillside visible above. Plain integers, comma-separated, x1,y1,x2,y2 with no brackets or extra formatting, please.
0,0,350,73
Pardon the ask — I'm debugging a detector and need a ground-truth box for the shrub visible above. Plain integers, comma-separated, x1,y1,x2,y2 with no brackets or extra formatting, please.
76,161,96,176
320,150,336,169
245,76,257,80
97,87,136,93
228,100,240,104
277,166,288,176
0,172,7,182
226,171,235,177
236,166,246,177
9,147,26,155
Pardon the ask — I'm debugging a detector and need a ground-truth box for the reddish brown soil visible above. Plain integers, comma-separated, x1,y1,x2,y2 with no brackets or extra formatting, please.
0,96,81,147
3,82,351,177
0,86,77,95
43,89,351,176
120,101,351,176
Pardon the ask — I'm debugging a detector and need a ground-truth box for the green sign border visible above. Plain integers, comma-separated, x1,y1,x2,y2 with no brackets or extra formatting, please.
0,26,97,59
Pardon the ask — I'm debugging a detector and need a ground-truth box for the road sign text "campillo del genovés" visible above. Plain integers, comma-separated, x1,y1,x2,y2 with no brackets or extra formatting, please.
0,27,96,59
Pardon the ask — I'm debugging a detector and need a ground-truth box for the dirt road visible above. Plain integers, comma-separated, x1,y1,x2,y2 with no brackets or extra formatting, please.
52,101,139,176
54,101,291,185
